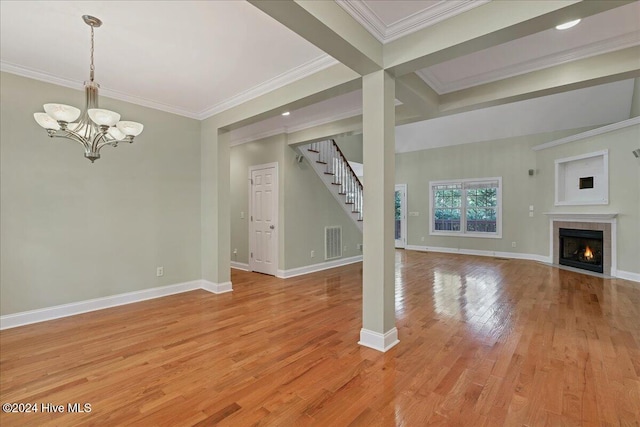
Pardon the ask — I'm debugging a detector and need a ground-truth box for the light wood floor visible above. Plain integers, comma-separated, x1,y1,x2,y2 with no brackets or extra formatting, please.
1,251,639,426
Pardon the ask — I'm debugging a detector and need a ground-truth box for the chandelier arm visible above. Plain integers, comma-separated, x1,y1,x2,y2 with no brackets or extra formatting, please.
50,131,91,150
90,130,112,153
96,139,121,151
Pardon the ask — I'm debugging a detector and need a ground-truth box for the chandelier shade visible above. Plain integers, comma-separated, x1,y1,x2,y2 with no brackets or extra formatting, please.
43,104,81,123
33,113,61,130
33,15,144,163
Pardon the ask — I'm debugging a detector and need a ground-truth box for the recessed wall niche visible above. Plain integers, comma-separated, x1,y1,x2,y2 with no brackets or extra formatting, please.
555,150,608,206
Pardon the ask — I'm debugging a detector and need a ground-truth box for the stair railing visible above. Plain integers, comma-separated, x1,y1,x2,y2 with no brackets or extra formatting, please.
308,139,363,221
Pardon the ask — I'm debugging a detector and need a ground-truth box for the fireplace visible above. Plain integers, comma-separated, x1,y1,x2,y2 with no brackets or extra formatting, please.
559,228,603,273
546,213,616,277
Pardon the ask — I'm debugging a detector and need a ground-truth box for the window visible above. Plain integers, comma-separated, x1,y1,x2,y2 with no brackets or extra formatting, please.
429,177,502,238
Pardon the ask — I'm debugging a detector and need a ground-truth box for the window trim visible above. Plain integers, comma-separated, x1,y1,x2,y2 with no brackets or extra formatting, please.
429,177,502,239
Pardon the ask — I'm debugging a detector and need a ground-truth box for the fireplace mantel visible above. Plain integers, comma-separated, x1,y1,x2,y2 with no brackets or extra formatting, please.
544,212,618,221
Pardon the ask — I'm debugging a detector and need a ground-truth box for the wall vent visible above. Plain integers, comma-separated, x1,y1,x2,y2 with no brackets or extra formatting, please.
325,226,342,260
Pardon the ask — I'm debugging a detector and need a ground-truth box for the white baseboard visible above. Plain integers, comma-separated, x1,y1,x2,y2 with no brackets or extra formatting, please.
404,245,640,281
617,270,640,284
276,255,363,279
405,244,548,262
201,280,233,294
0,279,232,330
358,327,399,352
230,262,249,271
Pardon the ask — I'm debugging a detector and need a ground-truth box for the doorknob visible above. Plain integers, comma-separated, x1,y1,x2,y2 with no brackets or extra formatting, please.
270,225,275,229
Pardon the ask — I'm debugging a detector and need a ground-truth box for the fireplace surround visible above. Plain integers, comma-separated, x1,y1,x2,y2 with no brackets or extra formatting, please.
545,213,617,276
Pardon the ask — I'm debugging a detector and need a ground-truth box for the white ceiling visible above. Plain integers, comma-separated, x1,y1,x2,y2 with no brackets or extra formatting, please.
417,2,640,94
0,1,335,119
1,1,639,152
395,79,635,153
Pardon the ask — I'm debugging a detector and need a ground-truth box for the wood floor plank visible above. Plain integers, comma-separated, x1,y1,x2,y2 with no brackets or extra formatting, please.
1,251,639,426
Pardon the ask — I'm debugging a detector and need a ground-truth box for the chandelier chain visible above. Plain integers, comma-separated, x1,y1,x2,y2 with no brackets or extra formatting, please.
90,26,95,82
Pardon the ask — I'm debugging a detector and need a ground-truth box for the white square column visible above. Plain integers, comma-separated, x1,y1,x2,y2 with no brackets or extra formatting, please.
359,70,398,352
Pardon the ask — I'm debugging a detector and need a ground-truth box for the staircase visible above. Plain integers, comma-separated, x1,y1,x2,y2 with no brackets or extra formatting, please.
300,139,363,232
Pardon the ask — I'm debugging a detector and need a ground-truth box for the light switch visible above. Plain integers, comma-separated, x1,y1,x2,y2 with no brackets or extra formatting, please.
529,205,534,211
240,211,244,219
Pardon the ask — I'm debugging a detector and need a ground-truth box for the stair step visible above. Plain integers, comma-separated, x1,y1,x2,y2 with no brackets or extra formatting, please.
345,202,354,205
307,149,319,153
324,172,334,175
331,182,341,186
358,219,363,222
316,161,327,164
352,211,360,214
338,192,346,195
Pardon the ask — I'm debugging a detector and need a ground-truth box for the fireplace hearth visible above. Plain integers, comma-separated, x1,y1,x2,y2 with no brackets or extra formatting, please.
559,228,604,273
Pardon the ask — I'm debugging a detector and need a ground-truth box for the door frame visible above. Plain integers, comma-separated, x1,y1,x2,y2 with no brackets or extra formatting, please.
395,184,407,249
248,162,279,275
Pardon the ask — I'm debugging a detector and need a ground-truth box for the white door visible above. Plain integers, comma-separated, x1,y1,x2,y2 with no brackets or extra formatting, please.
249,164,278,276
395,184,407,248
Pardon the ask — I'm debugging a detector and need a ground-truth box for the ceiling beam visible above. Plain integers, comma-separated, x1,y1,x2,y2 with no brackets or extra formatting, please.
395,73,440,119
438,46,640,115
248,0,383,75
210,63,361,130
384,0,634,77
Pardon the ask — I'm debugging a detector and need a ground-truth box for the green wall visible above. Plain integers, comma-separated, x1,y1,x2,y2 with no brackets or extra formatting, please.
395,125,639,275
0,72,202,315
533,124,640,274
335,134,363,162
230,136,362,271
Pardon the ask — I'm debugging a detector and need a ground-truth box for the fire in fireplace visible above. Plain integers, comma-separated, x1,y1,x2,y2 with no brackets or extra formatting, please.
559,228,604,273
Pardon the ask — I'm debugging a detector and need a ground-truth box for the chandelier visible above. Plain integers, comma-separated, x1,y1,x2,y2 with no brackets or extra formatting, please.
33,15,143,163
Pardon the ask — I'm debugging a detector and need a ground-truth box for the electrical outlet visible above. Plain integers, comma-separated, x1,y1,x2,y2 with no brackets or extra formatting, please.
233,248,237,254
343,245,347,252
421,236,425,242
311,250,315,258
529,212,534,217
156,267,164,277
240,212,244,219
511,242,517,248
529,205,534,211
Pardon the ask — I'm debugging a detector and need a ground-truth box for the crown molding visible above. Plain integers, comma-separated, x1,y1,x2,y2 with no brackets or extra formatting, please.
197,55,338,120
336,0,488,44
417,32,640,95
2,54,339,122
0,61,201,119
532,116,640,151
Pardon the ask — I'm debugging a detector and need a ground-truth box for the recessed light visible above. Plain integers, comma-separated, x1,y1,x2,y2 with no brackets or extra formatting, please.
556,19,581,30
281,111,290,116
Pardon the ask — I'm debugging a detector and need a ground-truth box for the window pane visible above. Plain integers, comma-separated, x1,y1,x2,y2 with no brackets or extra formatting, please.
434,208,460,231
466,208,496,233
466,188,497,207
